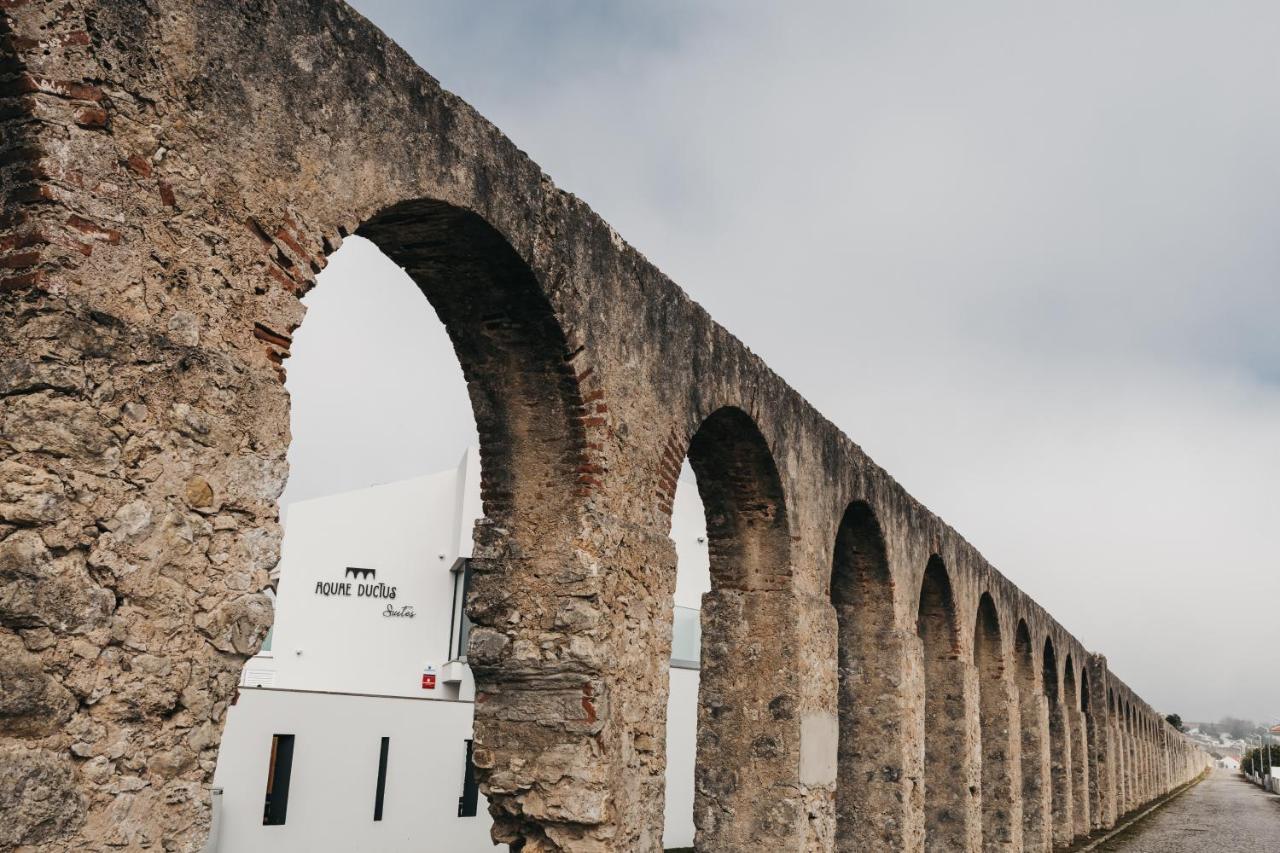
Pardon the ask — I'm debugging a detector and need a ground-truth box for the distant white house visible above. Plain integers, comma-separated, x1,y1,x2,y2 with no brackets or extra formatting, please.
1217,755,1240,771
212,450,711,852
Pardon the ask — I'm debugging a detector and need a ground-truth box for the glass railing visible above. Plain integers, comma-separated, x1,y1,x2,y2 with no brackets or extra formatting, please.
671,605,701,669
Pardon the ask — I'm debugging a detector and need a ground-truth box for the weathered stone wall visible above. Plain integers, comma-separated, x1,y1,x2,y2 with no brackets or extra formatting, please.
0,1,1209,850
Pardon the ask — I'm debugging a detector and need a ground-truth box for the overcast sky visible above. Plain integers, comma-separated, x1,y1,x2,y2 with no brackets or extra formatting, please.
283,1,1280,725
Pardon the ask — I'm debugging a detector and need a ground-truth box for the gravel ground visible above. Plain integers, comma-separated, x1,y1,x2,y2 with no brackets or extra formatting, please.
1093,769,1280,853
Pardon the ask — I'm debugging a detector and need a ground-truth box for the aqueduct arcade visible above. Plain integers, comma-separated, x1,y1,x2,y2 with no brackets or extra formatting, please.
0,1,1208,850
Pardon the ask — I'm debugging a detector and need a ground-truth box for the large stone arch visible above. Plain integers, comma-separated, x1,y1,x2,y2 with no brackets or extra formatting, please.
1014,619,1050,852
1107,688,1124,818
1120,703,1132,813
1082,657,1112,832
974,593,1017,851
1140,713,1151,803
1137,713,1147,805
1062,655,1088,841
1142,716,1153,801
683,407,792,594
829,500,901,852
1114,697,1126,817
1120,692,1134,816
678,405,801,850
916,556,978,850
1042,637,1073,846
357,200,588,533
1127,700,1138,814
353,201,612,850
1146,712,1157,799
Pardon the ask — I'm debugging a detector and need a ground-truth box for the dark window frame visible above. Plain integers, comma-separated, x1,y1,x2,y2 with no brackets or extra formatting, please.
458,739,480,817
373,736,390,821
262,734,295,826
448,559,474,661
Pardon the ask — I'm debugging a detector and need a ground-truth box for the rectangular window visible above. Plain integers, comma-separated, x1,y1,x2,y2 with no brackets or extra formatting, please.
671,605,702,670
458,739,479,817
373,736,390,821
262,734,295,825
449,559,474,661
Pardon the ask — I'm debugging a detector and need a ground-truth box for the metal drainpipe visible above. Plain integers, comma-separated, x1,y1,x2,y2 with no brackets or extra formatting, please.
201,787,223,853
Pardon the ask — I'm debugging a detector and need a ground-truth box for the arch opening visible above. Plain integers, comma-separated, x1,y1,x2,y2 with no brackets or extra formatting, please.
1080,668,1102,831
1109,687,1127,818
1124,704,1136,813
1064,657,1088,839
830,501,899,851
975,594,1016,849
1136,701,1146,809
1043,638,1073,846
917,557,976,849
1146,712,1157,799
657,461,708,849
681,406,796,848
214,198,593,851
359,200,588,533
1015,620,1049,851
1118,697,1132,815
684,407,791,592
1141,715,1152,802
357,203,598,848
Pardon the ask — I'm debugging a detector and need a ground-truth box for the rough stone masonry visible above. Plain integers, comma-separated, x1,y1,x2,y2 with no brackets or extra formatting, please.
0,1,1208,851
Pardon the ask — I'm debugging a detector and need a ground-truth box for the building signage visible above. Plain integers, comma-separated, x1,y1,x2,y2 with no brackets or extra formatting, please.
314,568,413,617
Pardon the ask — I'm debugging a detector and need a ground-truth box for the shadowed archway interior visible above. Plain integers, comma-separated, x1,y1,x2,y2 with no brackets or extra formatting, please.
683,406,797,849
917,557,975,849
975,594,1016,850
1063,657,1088,839
1043,639,1073,846
1015,620,1050,851
358,199,587,533
831,501,899,852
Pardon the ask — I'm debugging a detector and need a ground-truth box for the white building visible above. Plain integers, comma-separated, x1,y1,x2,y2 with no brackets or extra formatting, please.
211,450,709,852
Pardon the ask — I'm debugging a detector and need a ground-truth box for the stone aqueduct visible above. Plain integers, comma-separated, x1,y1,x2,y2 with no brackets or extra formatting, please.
0,1,1207,850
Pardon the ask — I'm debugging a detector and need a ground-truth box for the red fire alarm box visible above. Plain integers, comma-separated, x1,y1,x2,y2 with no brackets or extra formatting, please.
421,667,437,690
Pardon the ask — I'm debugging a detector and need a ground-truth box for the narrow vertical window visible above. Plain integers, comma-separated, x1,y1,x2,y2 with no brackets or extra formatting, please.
262,734,295,825
458,739,479,817
373,736,390,821
450,559,475,660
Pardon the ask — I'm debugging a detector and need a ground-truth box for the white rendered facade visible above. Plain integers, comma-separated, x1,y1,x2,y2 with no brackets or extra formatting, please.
212,451,709,851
